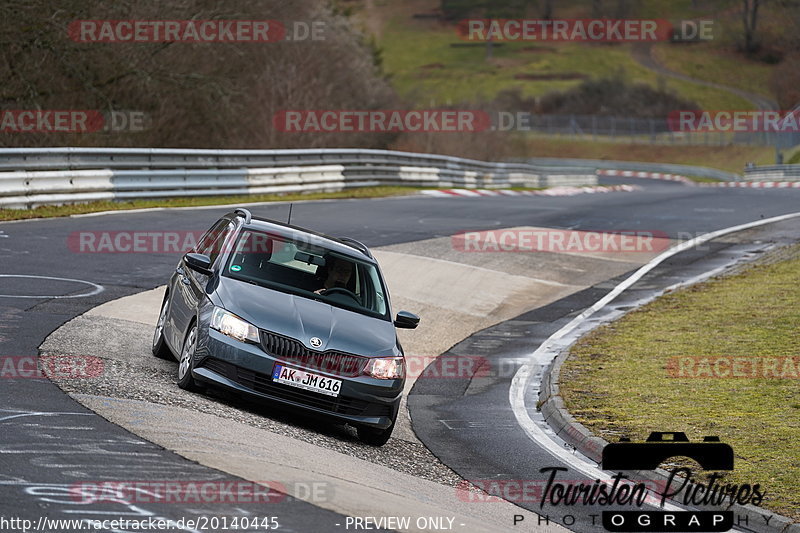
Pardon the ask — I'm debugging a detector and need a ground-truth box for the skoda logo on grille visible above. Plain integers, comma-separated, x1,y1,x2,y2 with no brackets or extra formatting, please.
309,337,323,348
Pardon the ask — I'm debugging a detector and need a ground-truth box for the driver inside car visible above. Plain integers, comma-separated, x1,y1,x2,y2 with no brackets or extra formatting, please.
314,255,355,295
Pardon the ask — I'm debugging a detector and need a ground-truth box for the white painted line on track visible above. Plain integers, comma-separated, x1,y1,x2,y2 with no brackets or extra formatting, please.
0,275,104,299
510,210,800,515
0,411,94,423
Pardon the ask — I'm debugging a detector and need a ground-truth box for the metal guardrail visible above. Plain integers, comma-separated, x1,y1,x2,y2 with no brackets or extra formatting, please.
0,148,598,209
743,164,800,182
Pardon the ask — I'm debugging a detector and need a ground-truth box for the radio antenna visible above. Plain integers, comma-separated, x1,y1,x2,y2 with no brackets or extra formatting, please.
287,203,293,225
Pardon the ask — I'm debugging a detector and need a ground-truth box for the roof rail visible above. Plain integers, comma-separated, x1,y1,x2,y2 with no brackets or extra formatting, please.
338,237,373,259
234,208,252,224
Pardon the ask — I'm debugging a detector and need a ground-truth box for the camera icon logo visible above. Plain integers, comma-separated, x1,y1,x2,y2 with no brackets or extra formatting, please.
601,432,734,471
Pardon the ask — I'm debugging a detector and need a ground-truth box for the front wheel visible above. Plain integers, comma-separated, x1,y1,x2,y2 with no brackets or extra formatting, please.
177,324,201,392
357,419,395,446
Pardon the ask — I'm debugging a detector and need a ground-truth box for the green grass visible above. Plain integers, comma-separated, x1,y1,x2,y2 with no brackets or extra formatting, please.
378,7,753,110
518,137,774,173
653,44,777,102
382,23,647,102
0,186,420,222
662,76,753,110
681,175,721,183
560,245,800,520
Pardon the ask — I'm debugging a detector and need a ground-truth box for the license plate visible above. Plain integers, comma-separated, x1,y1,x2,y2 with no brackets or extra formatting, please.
272,364,341,397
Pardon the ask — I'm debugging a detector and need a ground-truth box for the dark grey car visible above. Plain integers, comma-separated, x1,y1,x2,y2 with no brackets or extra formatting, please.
152,208,419,445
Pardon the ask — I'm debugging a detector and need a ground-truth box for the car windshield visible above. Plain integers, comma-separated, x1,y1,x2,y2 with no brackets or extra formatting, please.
223,229,389,319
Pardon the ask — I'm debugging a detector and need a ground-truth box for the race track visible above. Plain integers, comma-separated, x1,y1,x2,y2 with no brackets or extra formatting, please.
2,177,798,532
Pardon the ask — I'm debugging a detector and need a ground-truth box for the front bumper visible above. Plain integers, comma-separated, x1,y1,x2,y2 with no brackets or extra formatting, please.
192,328,403,429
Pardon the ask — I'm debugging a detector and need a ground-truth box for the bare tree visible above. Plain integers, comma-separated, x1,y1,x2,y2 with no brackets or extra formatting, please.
615,0,630,18
541,0,553,19
742,0,761,53
0,0,398,148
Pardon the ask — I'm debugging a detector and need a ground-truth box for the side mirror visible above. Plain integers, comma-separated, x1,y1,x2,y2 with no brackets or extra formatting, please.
394,310,420,329
184,252,212,275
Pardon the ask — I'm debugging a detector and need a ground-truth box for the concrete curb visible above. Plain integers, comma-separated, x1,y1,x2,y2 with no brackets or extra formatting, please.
538,344,605,464
420,184,633,198
597,169,695,185
703,181,800,189
538,308,798,532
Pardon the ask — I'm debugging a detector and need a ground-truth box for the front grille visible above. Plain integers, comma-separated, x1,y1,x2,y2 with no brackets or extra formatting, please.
259,330,367,377
198,358,391,418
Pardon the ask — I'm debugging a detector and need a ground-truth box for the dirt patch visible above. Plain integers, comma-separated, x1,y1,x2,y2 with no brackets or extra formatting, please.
513,72,588,80
520,45,557,53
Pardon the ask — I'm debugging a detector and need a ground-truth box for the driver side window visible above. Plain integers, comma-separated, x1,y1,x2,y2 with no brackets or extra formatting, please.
196,219,234,266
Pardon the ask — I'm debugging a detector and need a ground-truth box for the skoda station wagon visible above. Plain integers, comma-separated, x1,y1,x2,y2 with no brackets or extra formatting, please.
151,208,419,445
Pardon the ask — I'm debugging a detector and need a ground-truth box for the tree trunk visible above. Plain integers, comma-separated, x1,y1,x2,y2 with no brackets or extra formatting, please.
742,0,760,54
541,0,553,20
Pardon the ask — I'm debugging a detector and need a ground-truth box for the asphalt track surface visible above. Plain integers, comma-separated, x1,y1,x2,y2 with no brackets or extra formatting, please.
409,222,800,533
1,177,799,532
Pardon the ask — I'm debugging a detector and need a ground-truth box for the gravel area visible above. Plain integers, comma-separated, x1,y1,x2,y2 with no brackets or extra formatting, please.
40,314,464,487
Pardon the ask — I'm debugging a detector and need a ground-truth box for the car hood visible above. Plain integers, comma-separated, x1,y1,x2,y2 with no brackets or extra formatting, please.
215,276,398,357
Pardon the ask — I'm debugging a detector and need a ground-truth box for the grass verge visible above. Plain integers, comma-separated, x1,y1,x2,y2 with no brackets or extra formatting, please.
374,1,754,109
652,44,776,103
517,137,774,173
0,186,420,222
560,244,800,520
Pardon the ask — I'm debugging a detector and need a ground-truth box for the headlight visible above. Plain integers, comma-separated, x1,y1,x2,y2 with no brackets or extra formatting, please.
363,357,405,380
210,307,259,343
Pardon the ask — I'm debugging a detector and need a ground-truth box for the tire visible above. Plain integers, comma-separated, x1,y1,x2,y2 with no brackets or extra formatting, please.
357,419,395,446
177,323,201,392
152,294,173,360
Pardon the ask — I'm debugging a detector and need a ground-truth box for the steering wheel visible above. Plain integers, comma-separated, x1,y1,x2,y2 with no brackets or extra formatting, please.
320,287,361,305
